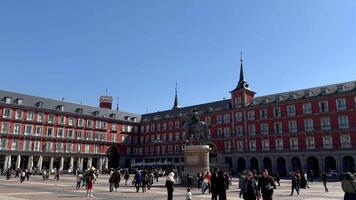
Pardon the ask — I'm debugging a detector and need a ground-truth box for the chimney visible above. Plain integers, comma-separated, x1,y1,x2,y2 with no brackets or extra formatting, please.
99,96,113,109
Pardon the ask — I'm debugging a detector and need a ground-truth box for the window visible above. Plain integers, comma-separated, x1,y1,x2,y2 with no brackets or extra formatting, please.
112,123,117,131
26,112,34,121
302,103,312,114
260,109,268,119
320,117,331,130
14,124,21,135
67,129,73,139
48,114,54,123
276,139,283,150
234,97,242,108
1,122,9,134
162,123,167,131
223,114,231,123
37,113,44,122
175,121,180,128
340,135,351,148
288,121,297,133
156,123,161,131
69,117,75,126
336,98,347,110
274,122,283,134
249,140,256,151
273,107,281,118
34,141,41,151
66,143,73,153
319,101,329,112
338,115,349,129
323,136,333,149
100,133,106,141
12,139,19,150
56,142,63,152
36,102,44,108
94,145,99,154
162,134,166,142
87,120,93,128
224,141,231,152
15,110,23,120
290,138,298,150
248,124,256,135
235,112,242,122
57,128,64,138
216,115,222,124
58,116,66,125
262,139,270,151
85,144,90,153
25,125,32,135
236,126,243,136
112,134,116,142
287,105,296,116
56,105,64,111
304,119,314,132
150,124,155,132
76,131,82,140
94,132,99,141
306,137,315,149
78,118,84,127
217,128,223,137
175,132,180,141
76,143,81,152
35,126,42,136
247,110,255,120
205,117,211,126
4,97,12,104
168,122,173,130
47,128,53,137
261,123,269,135
223,127,231,137
237,140,244,151
2,108,12,118
0,139,7,150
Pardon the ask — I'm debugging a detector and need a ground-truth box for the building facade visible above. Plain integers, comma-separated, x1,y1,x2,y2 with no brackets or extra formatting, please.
1,61,355,175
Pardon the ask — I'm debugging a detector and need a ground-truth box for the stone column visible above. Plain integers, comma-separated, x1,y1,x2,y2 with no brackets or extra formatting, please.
336,155,342,172
59,157,64,171
246,157,250,170
79,157,83,170
49,157,54,171
104,157,109,171
319,155,325,172
28,156,34,170
37,156,43,171
258,157,263,172
285,156,291,174
271,156,277,175
87,157,92,169
3,155,9,171
232,157,237,174
97,157,103,172
69,157,74,171
16,155,21,169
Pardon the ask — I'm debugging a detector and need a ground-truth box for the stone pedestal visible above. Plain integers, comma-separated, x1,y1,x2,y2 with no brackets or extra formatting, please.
183,145,210,184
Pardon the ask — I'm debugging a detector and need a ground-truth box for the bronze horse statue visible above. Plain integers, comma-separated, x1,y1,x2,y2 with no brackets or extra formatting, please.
182,109,208,145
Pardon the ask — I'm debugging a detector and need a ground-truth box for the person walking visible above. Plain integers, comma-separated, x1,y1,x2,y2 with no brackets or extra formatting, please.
186,187,192,200
114,169,121,191
274,172,280,186
341,172,356,200
86,172,94,197
165,172,175,200
133,171,142,193
216,170,227,200
20,169,26,183
257,169,276,200
321,172,329,192
109,173,115,192
210,168,218,200
309,170,314,183
290,171,300,195
124,169,130,185
239,171,258,200
55,168,60,181
76,173,82,190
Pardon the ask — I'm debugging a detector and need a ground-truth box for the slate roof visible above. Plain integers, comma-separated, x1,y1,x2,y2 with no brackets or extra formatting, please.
0,90,141,122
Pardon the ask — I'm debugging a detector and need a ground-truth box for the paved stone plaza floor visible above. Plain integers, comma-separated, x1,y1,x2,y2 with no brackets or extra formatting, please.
0,174,344,200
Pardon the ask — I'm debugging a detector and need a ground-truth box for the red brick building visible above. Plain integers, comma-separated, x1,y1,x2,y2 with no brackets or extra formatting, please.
1,60,355,176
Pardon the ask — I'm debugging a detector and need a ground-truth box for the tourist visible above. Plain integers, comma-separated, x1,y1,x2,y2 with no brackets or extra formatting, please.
165,171,175,200
20,169,26,183
15,168,20,178
341,172,356,200
210,168,218,200
187,173,193,188
216,170,227,200
76,173,82,190
290,171,300,195
274,172,280,186
186,187,192,200
309,170,314,183
257,169,276,200
239,171,258,200
86,171,94,197
124,169,130,185
224,172,230,189
6,168,12,180
321,172,329,192
154,169,159,182
133,170,142,192
55,168,60,181
114,169,121,191
141,170,149,193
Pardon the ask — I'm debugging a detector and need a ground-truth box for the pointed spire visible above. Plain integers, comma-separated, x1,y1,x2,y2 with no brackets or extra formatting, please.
116,97,119,111
236,52,248,90
173,82,179,109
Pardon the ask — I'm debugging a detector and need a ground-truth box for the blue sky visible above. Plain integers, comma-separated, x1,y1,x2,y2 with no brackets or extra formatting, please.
1,0,355,114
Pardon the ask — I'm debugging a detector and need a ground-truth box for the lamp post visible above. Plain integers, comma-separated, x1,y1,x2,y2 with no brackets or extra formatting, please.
153,138,162,169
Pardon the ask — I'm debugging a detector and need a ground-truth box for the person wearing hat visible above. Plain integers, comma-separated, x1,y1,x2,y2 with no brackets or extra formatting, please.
341,172,356,200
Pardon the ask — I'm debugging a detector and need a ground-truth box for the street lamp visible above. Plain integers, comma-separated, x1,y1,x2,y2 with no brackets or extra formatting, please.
153,138,162,169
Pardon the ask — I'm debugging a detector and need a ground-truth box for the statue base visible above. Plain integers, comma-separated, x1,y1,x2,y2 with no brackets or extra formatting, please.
182,145,210,185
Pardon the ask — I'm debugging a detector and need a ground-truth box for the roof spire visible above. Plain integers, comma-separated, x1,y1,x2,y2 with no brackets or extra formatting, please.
236,52,248,89
116,97,119,111
172,82,179,109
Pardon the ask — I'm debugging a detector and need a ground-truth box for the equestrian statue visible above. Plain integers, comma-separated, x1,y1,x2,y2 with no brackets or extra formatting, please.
182,109,209,145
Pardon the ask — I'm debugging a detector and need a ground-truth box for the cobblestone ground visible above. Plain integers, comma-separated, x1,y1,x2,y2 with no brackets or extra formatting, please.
0,174,344,200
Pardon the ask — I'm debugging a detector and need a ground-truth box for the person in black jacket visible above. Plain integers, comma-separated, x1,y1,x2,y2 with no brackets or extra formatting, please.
165,172,175,200
210,168,218,200
216,170,227,200
258,169,276,200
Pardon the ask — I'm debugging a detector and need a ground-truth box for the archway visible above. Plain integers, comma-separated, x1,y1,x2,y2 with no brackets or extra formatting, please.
20,156,29,169
324,156,337,172
237,158,246,173
206,142,218,165
107,146,120,169
263,157,272,174
250,157,259,171
291,157,301,171
343,156,355,172
277,157,287,176
307,157,319,175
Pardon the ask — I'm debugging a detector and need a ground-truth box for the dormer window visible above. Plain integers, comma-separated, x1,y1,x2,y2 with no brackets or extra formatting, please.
3,97,12,104
35,102,44,108
15,98,23,105
131,117,137,122
75,108,83,114
321,87,329,95
56,105,64,111
263,98,270,104
289,93,297,100
337,85,345,92
304,90,313,97
109,113,116,118
277,96,284,101
124,116,130,120
93,111,100,117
